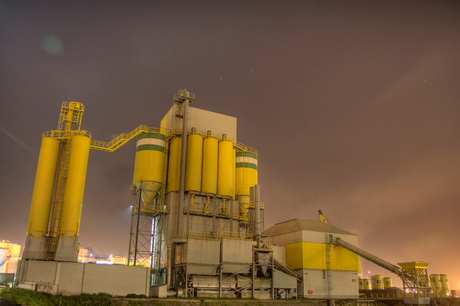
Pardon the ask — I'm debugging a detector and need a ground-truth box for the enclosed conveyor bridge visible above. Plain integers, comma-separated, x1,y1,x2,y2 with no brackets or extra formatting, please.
334,238,416,284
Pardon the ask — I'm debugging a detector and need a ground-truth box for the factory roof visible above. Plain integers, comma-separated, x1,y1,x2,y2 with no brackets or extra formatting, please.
263,218,355,237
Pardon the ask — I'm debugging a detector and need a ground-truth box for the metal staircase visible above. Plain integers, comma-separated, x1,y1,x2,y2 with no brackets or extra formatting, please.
90,125,159,152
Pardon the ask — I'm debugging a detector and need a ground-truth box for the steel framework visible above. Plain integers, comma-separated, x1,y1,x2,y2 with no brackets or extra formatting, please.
128,184,168,285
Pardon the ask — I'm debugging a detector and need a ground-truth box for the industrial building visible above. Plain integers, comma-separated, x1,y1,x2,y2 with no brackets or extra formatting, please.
263,219,360,299
14,89,453,302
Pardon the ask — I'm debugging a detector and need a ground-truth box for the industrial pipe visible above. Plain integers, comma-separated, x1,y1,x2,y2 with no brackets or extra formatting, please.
254,184,261,240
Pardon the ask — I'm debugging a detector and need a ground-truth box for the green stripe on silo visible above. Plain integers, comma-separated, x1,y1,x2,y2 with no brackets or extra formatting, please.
136,144,165,152
236,151,257,159
236,162,257,170
138,133,165,141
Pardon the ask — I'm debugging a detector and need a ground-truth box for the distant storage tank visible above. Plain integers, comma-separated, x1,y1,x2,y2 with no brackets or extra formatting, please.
133,133,166,205
358,277,364,290
441,274,449,296
383,277,392,289
372,275,383,290
430,274,441,293
201,131,218,194
185,128,203,192
60,134,91,237
27,137,60,237
166,137,181,193
235,151,258,220
217,135,233,197
363,278,371,290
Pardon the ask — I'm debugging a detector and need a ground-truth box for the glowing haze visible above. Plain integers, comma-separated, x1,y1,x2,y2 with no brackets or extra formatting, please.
0,1,459,289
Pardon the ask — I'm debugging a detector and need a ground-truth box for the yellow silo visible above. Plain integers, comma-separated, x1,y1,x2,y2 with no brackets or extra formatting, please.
185,129,203,192
27,137,61,237
59,134,91,237
201,131,218,194
166,137,181,193
441,274,449,296
217,135,233,197
383,277,392,289
372,275,383,290
358,277,364,290
430,274,441,294
235,151,258,220
133,132,166,206
363,278,371,290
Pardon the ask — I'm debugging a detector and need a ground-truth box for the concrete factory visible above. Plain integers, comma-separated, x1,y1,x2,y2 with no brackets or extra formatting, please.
12,89,455,303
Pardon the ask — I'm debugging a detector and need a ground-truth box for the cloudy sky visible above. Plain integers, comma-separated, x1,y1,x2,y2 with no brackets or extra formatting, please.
1,1,459,289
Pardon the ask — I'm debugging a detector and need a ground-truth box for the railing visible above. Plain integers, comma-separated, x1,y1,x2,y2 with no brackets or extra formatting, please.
177,231,253,240
235,141,258,155
186,127,258,155
248,201,265,210
43,130,91,139
90,125,161,152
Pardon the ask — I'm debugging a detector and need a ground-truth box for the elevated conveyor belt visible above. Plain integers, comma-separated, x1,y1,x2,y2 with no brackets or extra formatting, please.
334,238,415,283
273,257,302,281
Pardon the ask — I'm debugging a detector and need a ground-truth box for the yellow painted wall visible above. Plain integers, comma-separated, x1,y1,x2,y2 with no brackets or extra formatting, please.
286,241,360,271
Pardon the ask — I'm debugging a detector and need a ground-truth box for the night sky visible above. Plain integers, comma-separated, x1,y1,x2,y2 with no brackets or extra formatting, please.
1,1,459,289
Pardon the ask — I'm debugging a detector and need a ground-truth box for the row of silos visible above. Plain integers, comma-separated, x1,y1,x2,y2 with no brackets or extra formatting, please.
133,129,258,211
359,276,393,290
27,134,91,239
430,274,450,296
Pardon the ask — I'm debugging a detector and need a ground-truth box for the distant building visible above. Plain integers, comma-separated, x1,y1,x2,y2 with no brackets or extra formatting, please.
78,247,128,265
0,240,23,274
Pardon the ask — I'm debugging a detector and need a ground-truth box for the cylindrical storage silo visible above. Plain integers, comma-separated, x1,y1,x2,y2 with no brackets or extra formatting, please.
185,129,203,192
27,137,61,237
60,134,91,237
441,274,449,296
217,135,233,197
166,137,182,193
358,277,364,290
363,279,371,290
431,274,441,289
430,274,441,295
235,151,258,220
133,133,166,205
383,277,392,289
372,275,383,290
201,131,218,194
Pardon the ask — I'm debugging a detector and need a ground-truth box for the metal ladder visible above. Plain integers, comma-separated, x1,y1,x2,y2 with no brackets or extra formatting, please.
49,139,72,257
325,235,332,298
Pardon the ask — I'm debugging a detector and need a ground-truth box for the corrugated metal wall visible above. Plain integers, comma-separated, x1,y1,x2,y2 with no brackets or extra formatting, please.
57,262,84,295
17,260,149,296
82,264,149,296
